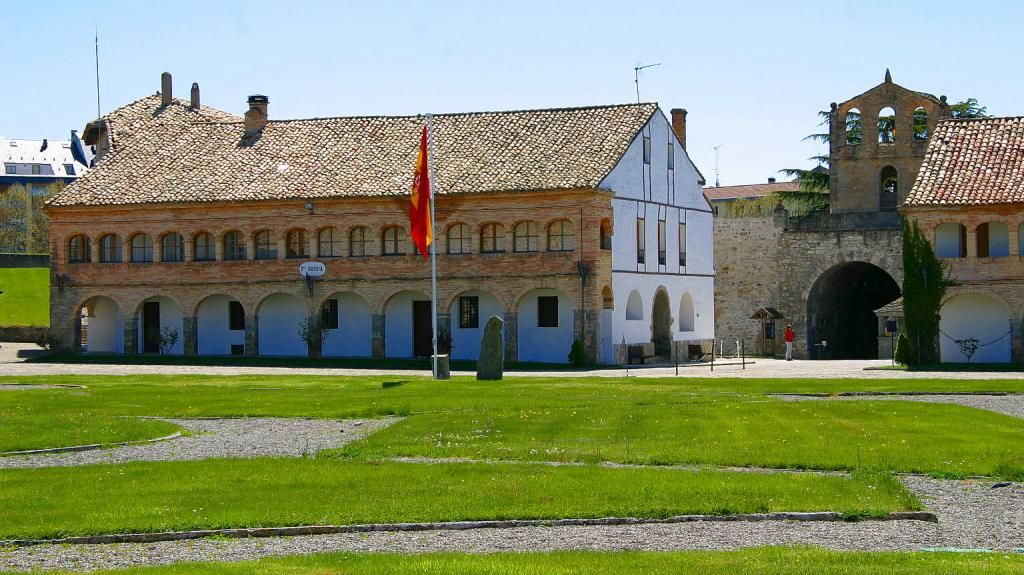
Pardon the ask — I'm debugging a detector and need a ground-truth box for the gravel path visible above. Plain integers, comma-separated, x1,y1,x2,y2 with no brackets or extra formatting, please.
773,393,1024,420
0,417,399,469
0,476,1019,572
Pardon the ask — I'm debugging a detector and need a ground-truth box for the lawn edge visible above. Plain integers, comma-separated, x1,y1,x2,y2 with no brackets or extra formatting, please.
0,431,183,457
2,512,938,548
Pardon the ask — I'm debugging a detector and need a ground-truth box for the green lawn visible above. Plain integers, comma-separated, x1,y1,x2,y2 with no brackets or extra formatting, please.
335,401,1024,478
0,415,181,453
10,549,1024,575
0,460,917,540
0,268,49,327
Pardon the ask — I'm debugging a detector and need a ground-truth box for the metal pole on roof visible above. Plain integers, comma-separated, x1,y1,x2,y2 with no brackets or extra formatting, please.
95,24,101,120
426,113,439,380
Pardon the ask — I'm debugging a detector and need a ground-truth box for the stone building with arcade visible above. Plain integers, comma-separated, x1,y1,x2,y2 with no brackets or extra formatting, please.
44,73,714,364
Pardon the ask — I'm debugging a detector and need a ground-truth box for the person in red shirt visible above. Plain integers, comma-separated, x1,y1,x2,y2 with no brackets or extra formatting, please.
784,325,795,361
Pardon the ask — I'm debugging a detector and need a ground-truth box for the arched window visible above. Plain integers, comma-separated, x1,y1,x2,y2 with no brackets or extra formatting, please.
98,234,121,263
602,286,614,309
254,230,276,260
935,223,966,258
67,234,90,263
625,290,643,320
349,226,369,256
599,219,612,250
130,233,153,263
547,220,575,251
877,107,896,143
845,108,862,145
223,231,245,261
193,232,214,261
679,293,695,332
318,227,341,257
160,233,184,262
446,223,471,255
513,221,539,252
381,226,405,256
913,107,929,140
480,223,506,253
976,222,1009,258
286,229,307,259
880,166,898,212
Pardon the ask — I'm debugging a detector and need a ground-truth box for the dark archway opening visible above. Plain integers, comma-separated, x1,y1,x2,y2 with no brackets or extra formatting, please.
807,262,900,359
652,289,672,358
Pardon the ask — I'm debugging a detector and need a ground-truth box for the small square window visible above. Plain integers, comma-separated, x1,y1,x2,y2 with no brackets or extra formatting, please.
64,164,76,175
4,164,14,175
642,137,651,164
228,301,246,331
31,164,41,175
230,344,245,356
321,299,339,330
537,296,558,328
459,296,479,329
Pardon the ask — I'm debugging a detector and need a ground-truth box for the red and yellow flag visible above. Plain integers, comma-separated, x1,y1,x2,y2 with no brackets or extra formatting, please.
409,125,432,259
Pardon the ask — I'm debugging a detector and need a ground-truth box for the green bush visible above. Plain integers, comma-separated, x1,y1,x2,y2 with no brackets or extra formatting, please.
893,332,914,366
568,339,587,367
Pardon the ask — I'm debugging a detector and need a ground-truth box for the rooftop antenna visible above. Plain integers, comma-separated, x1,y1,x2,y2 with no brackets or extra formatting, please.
94,23,101,120
713,145,723,187
633,62,662,104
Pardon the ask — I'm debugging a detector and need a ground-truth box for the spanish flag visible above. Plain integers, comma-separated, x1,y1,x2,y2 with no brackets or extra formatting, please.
409,125,432,259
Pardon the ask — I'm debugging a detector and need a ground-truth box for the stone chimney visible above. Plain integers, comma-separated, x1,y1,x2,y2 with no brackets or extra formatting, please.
670,108,687,149
160,72,172,106
190,83,201,110
244,95,269,137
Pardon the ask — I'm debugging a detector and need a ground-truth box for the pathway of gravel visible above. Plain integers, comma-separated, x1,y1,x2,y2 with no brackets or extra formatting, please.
0,417,399,469
772,393,1024,420
0,476,1019,572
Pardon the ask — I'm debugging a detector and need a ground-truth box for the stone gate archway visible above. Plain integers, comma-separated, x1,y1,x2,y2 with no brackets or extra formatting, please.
806,261,900,359
651,288,672,358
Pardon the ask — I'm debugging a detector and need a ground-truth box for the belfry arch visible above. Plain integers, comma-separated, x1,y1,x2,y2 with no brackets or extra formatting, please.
806,262,900,359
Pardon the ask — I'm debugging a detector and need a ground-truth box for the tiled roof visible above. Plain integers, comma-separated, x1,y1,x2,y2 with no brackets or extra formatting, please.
905,117,1024,207
703,181,801,201
48,95,658,207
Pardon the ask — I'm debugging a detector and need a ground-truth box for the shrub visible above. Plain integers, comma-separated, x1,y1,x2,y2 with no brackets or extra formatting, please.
893,332,914,366
568,339,587,367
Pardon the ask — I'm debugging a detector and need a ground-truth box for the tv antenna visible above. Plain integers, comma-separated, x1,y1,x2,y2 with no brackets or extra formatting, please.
94,23,101,120
713,145,723,187
634,62,662,103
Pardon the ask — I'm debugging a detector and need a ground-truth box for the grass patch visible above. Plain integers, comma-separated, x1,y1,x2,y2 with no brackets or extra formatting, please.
0,268,48,327
0,415,181,453
10,549,1024,575
0,459,918,540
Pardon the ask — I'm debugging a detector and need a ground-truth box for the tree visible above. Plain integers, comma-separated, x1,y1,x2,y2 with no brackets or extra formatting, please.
0,183,59,253
900,218,953,365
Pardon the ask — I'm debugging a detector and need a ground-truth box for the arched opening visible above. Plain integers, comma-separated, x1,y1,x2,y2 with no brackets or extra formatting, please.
286,229,308,259
879,166,898,212
480,223,506,253
678,292,695,332
935,223,966,258
67,234,91,263
349,226,369,256
318,227,342,257
381,226,407,256
193,232,215,261
320,292,372,358
913,107,929,140
160,233,184,262
77,296,122,353
257,293,306,356
625,290,643,320
446,223,471,255
807,262,900,359
513,221,539,252
196,295,246,355
547,220,575,252
222,231,245,261
254,230,277,260
448,290,503,361
599,219,612,250
601,286,614,309
940,293,1011,363
844,108,862,145
99,234,121,263
137,296,184,354
877,107,896,143
976,222,1009,258
517,288,573,363
129,233,153,263
651,288,671,357
384,291,431,358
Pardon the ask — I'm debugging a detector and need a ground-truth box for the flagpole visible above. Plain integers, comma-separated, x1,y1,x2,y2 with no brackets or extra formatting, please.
426,114,439,380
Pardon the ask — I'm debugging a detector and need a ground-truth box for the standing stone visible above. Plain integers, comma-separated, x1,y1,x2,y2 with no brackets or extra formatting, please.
476,316,504,380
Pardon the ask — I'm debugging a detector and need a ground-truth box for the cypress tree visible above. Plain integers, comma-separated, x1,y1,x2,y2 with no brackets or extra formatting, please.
900,218,951,365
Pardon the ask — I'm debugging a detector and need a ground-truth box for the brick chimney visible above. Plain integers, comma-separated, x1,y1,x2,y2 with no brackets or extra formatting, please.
160,72,172,106
670,108,687,149
190,83,201,110
244,95,269,137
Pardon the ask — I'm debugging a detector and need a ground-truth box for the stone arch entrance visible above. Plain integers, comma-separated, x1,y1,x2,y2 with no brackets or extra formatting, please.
806,262,900,359
651,288,671,358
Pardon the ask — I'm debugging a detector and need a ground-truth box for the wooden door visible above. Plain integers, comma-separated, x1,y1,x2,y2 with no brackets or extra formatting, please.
142,301,160,353
413,300,432,357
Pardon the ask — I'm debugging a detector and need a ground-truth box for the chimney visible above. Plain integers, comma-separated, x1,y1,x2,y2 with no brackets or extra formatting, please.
190,83,201,110
160,72,172,106
244,95,269,137
768,177,776,183
670,108,687,149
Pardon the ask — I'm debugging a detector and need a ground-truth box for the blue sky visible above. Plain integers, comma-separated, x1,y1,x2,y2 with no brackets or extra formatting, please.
3,0,1019,186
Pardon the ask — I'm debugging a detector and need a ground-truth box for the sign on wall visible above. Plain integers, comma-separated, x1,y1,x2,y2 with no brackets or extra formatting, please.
299,261,325,277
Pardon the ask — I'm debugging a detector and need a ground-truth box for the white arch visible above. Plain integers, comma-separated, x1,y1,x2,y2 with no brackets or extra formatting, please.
678,293,695,332
385,290,431,358
625,290,643,320
448,290,504,361
322,292,373,358
137,296,184,355
196,295,245,356
80,296,123,353
940,293,1011,363
935,223,965,258
257,293,307,357
517,288,573,363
